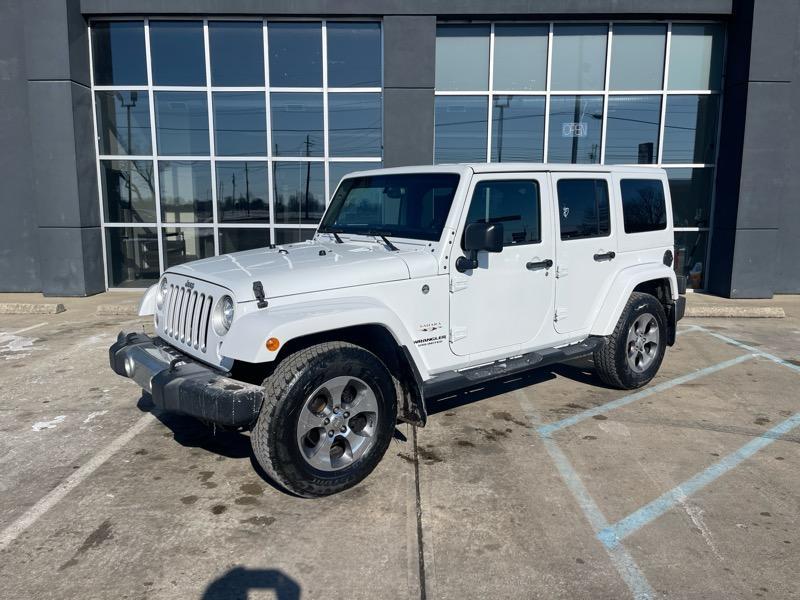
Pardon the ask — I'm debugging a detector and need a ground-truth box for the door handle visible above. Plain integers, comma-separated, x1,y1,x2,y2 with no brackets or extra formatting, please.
526,259,553,271
593,251,616,262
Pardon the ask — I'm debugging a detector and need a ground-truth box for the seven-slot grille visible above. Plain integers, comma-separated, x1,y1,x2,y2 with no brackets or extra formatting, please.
163,283,214,353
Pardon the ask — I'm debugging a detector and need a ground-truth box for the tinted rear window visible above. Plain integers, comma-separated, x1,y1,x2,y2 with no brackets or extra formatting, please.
556,179,611,240
620,179,668,233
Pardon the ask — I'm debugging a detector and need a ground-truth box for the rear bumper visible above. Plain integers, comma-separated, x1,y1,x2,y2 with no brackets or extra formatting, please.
667,295,687,346
109,331,264,428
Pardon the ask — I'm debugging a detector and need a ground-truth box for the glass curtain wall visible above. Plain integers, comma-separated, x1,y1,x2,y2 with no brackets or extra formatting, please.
91,19,383,287
434,22,724,289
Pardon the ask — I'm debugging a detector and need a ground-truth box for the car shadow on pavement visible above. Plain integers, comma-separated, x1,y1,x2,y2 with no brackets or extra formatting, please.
136,393,292,495
202,566,301,600
135,394,411,497
426,357,610,416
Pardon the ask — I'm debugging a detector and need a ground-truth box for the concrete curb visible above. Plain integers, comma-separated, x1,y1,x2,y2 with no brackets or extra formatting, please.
96,304,139,316
685,305,785,318
0,302,66,315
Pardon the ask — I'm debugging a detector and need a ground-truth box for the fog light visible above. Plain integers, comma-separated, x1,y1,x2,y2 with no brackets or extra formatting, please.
124,356,135,377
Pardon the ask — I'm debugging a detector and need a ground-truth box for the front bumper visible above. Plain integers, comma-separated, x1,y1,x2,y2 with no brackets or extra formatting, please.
109,331,264,427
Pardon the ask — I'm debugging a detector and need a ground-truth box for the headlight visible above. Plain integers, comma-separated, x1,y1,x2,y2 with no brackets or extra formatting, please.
213,295,235,335
156,277,168,310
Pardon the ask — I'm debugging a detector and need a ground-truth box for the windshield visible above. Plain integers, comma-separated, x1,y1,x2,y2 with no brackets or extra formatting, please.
319,173,461,241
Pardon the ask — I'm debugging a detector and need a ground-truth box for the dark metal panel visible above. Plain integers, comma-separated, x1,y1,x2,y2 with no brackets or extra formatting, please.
27,81,99,228
382,88,434,167
747,0,799,82
383,16,435,89
38,227,105,296
24,0,91,87
80,0,733,17
727,228,777,299
0,0,41,291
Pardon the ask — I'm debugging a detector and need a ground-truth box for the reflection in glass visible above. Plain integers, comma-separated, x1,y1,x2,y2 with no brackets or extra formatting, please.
329,162,381,193
547,96,603,164
610,24,666,90
162,227,214,268
273,162,325,225
95,91,152,156
209,21,265,86
154,92,209,156
270,93,323,157
327,23,382,87
604,95,661,164
149,21,206,86
91,21,147,86
328,93,382,157
275,228,316,245
434,96,488,163
216,162,270,223
551,24,608,91
106,227,159,287
158,161,213,223
491,96,545,162
435,25,490,91
662,95,720,164
667,168,714,228
669,24,725,90
674,230,708,289
213,92,267,156
218,228,271,254
493,24,548,91
268,22,322,87
100,160,156,223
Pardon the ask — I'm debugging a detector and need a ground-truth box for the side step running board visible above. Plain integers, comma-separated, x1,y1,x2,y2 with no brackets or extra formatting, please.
422,336,606,399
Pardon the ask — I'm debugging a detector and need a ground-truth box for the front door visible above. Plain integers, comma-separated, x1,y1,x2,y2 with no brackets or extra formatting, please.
552,173,618,334
449,173,555,357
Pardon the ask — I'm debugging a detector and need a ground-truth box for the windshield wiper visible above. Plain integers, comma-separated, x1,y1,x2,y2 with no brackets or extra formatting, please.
365,230,399,252
318,226,343,244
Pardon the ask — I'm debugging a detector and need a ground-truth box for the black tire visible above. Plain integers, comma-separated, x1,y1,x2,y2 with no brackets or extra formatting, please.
252,341,397,497
593,292,667,390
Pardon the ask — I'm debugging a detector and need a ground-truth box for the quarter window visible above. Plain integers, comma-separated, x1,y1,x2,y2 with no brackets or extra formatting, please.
464,180,541,247
620,179,668,233
557,179,611,240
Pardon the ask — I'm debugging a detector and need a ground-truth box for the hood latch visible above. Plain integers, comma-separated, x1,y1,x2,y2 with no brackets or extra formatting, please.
252,281,268,309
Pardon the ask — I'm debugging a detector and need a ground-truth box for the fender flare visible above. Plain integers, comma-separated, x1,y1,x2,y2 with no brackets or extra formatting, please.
138,284,158,316
591,263,678,336
220,296,429,376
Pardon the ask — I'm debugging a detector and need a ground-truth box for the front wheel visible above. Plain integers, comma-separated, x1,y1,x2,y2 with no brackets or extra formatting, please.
593,292,667,390
252,341,397,497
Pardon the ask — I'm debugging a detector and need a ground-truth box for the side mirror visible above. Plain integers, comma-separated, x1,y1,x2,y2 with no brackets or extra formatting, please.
456,222,504,272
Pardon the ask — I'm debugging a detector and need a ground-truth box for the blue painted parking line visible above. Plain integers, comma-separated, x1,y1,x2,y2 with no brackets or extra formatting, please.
696,326,800,375
516,390,656,599
598,411,800,549
537,353,756,437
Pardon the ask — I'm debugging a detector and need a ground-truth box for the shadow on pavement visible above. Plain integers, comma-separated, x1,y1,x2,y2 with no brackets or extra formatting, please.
202,566,301,600
425,357,610,416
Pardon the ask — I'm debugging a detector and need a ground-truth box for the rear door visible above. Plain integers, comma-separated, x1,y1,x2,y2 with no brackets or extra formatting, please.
449,173,555,357
552,172,618,334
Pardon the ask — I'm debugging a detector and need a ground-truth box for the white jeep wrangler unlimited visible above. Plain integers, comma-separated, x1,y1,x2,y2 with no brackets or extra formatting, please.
110,163,686,497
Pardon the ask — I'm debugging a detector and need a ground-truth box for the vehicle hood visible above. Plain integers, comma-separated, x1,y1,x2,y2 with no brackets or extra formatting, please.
166,240,437,302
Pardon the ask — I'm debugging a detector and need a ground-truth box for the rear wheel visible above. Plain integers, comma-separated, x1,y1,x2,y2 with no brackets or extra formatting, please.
593,292,667,390
251,341,396,497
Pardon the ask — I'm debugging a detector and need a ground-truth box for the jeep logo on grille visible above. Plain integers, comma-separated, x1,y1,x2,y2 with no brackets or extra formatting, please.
185,281,195,289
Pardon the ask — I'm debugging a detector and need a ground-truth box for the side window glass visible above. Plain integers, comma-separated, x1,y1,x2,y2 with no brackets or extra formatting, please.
556,179,610,240
464,180,541,248
620,179,667,233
